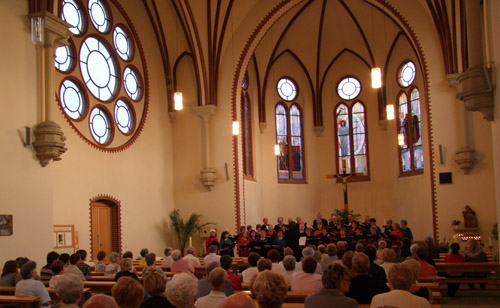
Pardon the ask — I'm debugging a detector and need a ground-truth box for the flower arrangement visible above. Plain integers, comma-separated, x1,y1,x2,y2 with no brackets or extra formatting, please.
451,220,460,226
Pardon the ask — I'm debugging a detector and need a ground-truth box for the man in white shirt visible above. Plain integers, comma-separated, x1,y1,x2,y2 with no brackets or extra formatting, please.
15,261,51,307
204,245,221,265
241,252,260,283
196,267,228,308
183,247,201,266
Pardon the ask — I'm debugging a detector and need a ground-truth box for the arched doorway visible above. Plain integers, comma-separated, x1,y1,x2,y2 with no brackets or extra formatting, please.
90,196,122,261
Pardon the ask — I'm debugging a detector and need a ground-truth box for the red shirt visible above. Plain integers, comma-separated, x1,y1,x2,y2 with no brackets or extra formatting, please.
445,253,464,263
226,269,242,290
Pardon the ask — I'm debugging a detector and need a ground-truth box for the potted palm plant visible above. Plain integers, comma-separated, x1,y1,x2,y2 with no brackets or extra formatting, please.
168,209,213,255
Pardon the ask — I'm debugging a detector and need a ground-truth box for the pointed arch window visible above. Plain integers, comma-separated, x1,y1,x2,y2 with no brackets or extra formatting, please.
242,73,254,179
275,102,305,183
334,102,369,179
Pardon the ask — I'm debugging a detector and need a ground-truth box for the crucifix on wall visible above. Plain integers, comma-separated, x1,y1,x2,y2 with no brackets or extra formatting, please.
326,158,353,211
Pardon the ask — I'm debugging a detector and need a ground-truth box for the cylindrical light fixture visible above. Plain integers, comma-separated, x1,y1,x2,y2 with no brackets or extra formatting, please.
274,144,280,156
386,104,395,120
174,92,183,110
398,133,405,146
232,121,240,135
371,67,382,88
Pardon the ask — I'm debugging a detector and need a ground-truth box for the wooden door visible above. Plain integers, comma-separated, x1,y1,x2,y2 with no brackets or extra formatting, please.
91,202,112,262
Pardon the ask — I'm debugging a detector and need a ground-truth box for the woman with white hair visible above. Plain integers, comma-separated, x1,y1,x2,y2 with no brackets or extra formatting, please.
402,258,432,303
105,252,121,276
170,249,195,276
166,273,198,308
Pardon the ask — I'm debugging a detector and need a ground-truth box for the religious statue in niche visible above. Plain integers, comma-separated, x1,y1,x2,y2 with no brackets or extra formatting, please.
462,205,478,228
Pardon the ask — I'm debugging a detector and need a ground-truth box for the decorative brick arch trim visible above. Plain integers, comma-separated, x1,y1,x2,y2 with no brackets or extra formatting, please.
89,194,122,259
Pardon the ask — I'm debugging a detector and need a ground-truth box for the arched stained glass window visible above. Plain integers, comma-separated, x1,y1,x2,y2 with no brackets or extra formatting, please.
275,103,305,182
398,88,423,173
242,72,254,179
334,102,369,178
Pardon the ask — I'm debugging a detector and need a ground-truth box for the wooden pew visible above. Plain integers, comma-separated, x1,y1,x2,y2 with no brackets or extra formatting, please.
436,252,495,262
0,295,40,308
83,281,116,294
434,261,499,273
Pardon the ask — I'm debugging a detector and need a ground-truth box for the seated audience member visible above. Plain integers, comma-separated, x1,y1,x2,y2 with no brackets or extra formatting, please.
354,243,364,253
112,276,143,308
267,249,284,274
342,251,355,278
0,260,17,286
221,293,255,308
41,251,59,280
197,262,234,298
305,263,357,308
142,253,166,279
196,267,228,308
296,246,323,274
403,258,432,302
14,257,30,285
115,258,138,281
464,238,488,289
322,244,338,267
221,255,242,290
345,252,389,304
95,251,107,272
425,237,440,260
392,246,405,263
59,254,70,267
281,255,297,285
166,273,198,308
256,258,272,272
140,272,174,308
15,261,51,307
84,294,119,308
363,246,387,283
291,256,322,292
171,249,195,276
204,245,221,265
76,249,91,276
65,253,86,281
122,251,133,259
55,272,84,308
251,270,288,308
105,252,121,276
138,249,149,267
400,237,412,258
444,242,464,297
162,247,174,266
416,244,437,277
241,252,259,283
49,260,65,288
376,240,387,262
370,263,430,308
380,248,396,276
183,247,201,266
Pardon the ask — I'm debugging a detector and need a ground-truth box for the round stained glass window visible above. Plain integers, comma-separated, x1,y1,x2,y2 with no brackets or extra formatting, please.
88,0,111,33
398,61,416,87
61,0,85,35
60,79,86,120
114,100,133,134
55,45,74,72
123,67,141,100
80,37,118,101
113,26,132,61
337,77,361,100
89,107,111,144
277,78,297,101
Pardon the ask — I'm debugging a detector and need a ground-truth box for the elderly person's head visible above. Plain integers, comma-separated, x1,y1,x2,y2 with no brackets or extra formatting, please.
111,276,143,308
378,240,387,250
283,247,293,257
363,246,376,263
143,272,166,297
415,244,428,261
282,255,296,272
119,258,133,272
302,246,314,258
302,256,317,274
145,253,156,266
208,245,218,254
388,263,413,291
410,243,419,257
267,249,281,263
257,258,272,272
205,261,220,276
209,267,227,291
322,263,350,293
247,252,260,268
251,270,288,308
352,253,370,274
166,273,198,308
83,294,118,308
402,258,420,283
326,243,337,257
355,243,364,253
186,247,196,256
20,261,37,279
342,251,354,268
171,249,182,261
55,273,84,304
465,238,480,252
221,293,256,308
381,248,396,263
109,252,120,264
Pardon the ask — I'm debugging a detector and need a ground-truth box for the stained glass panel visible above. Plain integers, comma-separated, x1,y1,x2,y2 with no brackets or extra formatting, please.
290,105,303,179
352,102,367,175
336,104,350,174
276,104,289,179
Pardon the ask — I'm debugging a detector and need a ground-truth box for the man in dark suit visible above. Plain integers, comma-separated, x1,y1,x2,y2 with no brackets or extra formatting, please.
345,253,389,304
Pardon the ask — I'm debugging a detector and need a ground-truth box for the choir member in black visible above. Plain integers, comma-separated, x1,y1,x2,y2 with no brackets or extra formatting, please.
368,226,385,241
383,219,394,235
305,228,317,247
346,213,357,226
313,223,326,236
296,217,307,229
328,214,339,230
275,217,287,230
261,218,272,233
284,221,300,261
312,212,328,230
219,231,235,257
351,226,366,246
298,223,306,236
319,228,333,245
255,225,262,238
330,221,342,237
348,220,359,235
272,230,286,257
338,228,350,243
257,230,271,257
370,218,382,234
360,215,371,231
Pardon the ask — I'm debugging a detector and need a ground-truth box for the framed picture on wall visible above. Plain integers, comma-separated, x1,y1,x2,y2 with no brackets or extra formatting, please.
0,215,13,236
